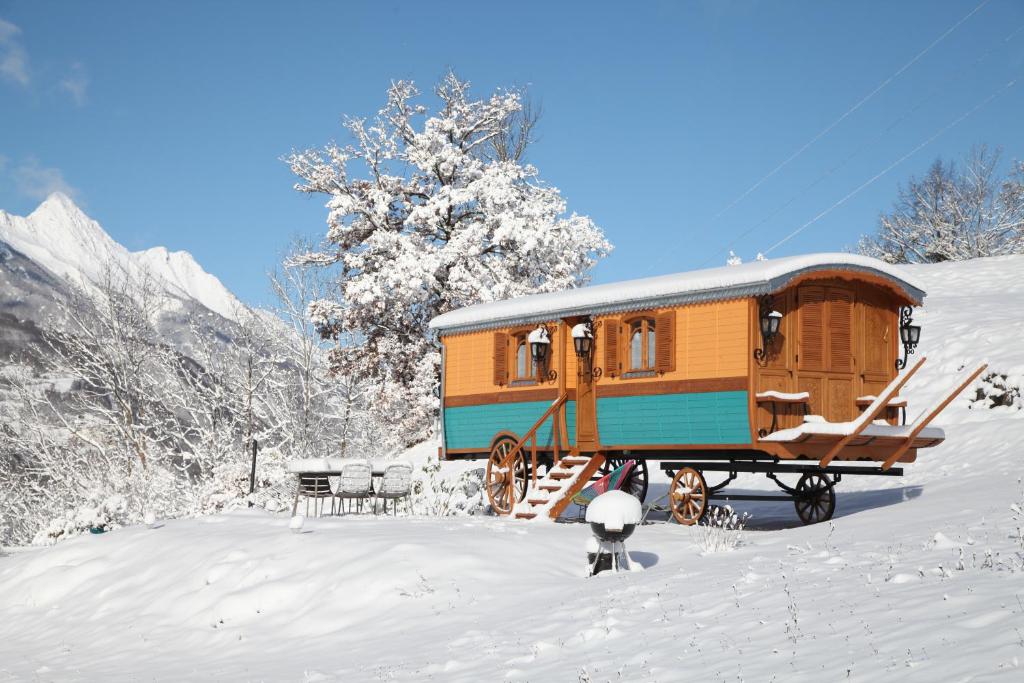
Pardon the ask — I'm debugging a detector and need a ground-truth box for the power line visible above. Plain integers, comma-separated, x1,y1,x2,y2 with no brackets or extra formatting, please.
761,77,1018,256
700,19,1024,267
646,0,990,273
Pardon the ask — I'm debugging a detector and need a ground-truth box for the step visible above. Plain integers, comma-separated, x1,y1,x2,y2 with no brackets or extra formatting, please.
527,498,548,506
549,470,575,480
514,512,538,520
559,457,590,466
540,484,562,492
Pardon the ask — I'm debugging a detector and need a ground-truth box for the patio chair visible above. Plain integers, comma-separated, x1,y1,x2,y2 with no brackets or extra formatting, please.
572,460,636,521
375,462,413,515
297,473,335,517
335,460,373,514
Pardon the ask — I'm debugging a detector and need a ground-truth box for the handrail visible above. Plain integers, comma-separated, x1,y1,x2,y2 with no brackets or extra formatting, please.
500,393,569,470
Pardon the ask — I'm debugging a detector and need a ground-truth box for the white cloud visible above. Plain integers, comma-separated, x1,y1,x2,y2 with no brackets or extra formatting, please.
59,62,88,105
0,17,29,86
10,158,79,201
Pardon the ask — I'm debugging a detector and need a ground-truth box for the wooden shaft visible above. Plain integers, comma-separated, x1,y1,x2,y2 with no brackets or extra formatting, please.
820,356,926,466
881,363,988,470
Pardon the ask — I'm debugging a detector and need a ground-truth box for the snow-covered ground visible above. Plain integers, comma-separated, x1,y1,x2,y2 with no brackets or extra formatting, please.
2,256,1024,681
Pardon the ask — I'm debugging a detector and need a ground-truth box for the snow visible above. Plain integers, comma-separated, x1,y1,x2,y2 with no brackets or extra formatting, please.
858,394,909,407
430,252,926,332
761,420,945,442
0,193,243,322
526,325,549,344
2,255,1024,680
756,390,811,401
584,490,643,530
571,322,592,339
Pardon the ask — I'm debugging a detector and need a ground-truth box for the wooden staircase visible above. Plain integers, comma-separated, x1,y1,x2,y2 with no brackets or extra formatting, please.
487,391,606,521
513,452,606,520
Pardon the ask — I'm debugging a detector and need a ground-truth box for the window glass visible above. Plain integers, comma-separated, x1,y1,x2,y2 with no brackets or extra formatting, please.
516,340,528,378
630,325,642,369
647,321,656,369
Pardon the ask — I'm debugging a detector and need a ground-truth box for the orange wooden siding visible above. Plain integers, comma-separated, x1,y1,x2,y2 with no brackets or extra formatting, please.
596,299,749,386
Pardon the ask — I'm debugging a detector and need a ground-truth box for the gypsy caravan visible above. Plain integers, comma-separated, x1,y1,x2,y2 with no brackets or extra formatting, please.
429,254,984,524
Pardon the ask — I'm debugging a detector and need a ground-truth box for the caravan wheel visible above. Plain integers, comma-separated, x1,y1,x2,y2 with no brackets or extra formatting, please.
485,437,527,515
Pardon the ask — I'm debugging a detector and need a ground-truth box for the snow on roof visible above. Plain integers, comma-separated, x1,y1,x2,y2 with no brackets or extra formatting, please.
430,253,926,334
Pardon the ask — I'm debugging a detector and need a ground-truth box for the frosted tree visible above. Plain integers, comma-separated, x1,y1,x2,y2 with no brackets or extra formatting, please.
860,147,1024,263
286,72,611,442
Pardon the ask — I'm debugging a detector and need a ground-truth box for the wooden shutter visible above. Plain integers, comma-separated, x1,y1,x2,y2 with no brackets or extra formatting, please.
827,287,854,372
493,332,508,385
604,319,620,376
798,286,826,371
654,310,676,373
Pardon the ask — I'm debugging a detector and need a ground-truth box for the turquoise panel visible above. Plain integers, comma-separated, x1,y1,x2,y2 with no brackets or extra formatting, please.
445,400,577,452
596,391,750,445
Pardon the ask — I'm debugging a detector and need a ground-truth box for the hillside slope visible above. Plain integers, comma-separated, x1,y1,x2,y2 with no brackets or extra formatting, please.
1,256,1023,681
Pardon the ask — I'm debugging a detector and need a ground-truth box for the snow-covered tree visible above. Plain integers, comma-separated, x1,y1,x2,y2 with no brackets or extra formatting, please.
860,147,1024,263
286,72,611,442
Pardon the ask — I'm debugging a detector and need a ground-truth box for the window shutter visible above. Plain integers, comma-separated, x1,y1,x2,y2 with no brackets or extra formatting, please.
654,310,676,372
604,319,620,376
827,287,854,372
798,287,826,371
493,332,508,385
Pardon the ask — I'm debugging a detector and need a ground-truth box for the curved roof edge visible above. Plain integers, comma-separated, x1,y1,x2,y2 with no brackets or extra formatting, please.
430,253,926,335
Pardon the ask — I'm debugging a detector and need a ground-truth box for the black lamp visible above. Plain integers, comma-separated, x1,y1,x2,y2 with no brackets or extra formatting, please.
529,325,550,365
753,297,782,361
572,321,594,358
896,307,921,370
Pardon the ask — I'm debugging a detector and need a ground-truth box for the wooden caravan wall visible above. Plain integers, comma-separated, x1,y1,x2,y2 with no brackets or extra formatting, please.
592,299,751,449
442,324,575,454
752,277,901,434
441,298,753,455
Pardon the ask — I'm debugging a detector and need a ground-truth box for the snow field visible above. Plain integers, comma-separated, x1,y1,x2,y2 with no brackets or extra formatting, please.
2,255,1024,680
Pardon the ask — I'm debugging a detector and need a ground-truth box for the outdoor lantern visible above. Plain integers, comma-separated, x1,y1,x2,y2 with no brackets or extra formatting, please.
896,307,922,370
761,309,783,340
528,325,551,365
572,321,594,359
753,298,782,361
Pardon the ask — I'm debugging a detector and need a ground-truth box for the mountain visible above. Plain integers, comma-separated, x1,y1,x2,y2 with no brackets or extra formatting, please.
0,193,244,323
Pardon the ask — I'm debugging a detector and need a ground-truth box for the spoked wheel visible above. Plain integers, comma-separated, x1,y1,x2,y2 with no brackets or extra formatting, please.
794,473,836,525
669,466,708,526
601,458,649,503
485,437,527,515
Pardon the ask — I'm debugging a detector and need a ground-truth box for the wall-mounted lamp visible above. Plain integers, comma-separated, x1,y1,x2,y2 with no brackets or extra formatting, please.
753,296,782,362
896,307,921,370
528,324,556,381
572,321,594,359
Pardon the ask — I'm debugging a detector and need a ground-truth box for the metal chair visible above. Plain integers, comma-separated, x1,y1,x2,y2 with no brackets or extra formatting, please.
297,473,335,517
375,462,413,515
335,460,373,514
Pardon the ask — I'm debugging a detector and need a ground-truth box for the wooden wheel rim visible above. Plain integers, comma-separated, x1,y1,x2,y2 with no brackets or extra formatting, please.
602,458,649,503
794,473,835,525
485,439,526,515
670,466,707,526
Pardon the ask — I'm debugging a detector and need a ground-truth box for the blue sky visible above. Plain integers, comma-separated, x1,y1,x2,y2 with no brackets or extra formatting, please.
2,0,1023,306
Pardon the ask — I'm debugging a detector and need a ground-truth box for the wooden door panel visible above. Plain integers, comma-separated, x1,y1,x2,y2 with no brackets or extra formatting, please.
827,288,854,373
797,375,824,416
798,287,826,371
827,377,855,422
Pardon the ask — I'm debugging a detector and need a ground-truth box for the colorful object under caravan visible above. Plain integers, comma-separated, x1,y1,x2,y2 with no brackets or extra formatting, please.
428,253,986,525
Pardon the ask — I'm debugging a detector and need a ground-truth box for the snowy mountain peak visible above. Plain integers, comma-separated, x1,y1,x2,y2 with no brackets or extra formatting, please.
0,195,244,323
29,192,90,223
